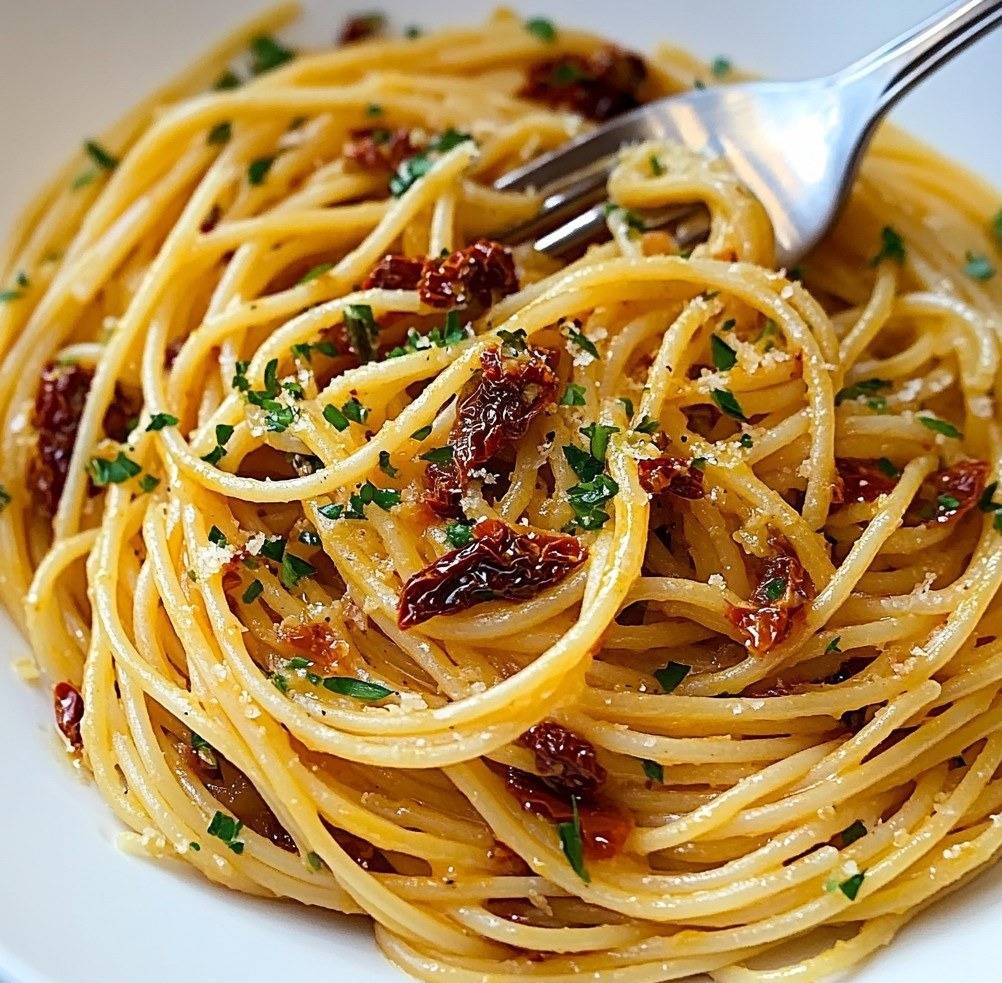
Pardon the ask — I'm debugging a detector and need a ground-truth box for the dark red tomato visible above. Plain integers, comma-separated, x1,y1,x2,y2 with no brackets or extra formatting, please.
362,254,425,292
54,681,84,750
397,519,586,628
727,541,814,655
517,721,606,796
343,127,418,171
907,459,989,526
520,46,648,122
418,239,519,309
834,458,898,505
638,456,705,500
337,13,385,45
501,767,632,859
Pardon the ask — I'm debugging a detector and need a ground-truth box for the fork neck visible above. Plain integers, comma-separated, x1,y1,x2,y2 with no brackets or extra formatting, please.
836,0,1002,117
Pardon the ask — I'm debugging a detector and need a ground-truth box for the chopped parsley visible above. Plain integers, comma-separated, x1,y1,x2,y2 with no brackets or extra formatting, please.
565,474,619,530
834,378,890,406
317,503,344,521
298,262,334,285
565,325,599,359
825,636,842,654
247,156,275,186
711,388,745,420
386,311,468,357
344,303,379,362
634,416,659,435
84,140,119,171
642,759,664,783
378,450,398,477
207,121,232,146
563,443,604,483
366,103,383,117
323,403,350,431
762,576,786,602
342,397,368,423
837,871,865,901
207,811,245,854
321,677,395,701
870,226,905,266
346,480,401,516
410,424,433,441
389,128,473,197
214,69,241,90
280,551,316,589
557,796,589,882
739,433,754,449
146,412,178,431
839,820,867,847
249,34,295,75
710,334,737,371
87,452,142,486
271,672,289,693
419,445,454,465
710,56,732,78
260,537,286,562
992,208,1002,247
654,661,690,693
525,17,557,43
444,520,474,548
917,415,961,439
560,383,587,406
876,457,900,478
207,525,228,548
242,579,264,604
0,485,11,513
579,423,618,462
498,327,528,356
649,153,665,177
964,251,996,281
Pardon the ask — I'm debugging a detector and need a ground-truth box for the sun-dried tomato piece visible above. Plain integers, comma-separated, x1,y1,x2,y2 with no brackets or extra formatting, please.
186,738,296,851
344,127,418,171
337,13,385,45
517,721,606,796
418,239,519,309
907,459,989,526
520,45,648,122
638,456,705,500
28,363,140,516
53,681,84,750
501,766,631,859
727,540,814,655
398,519,586,628
453,345,559,479
423,460,465,519
363,254,426,292
277,620,353,676
834,458,898,505
331,828,394,872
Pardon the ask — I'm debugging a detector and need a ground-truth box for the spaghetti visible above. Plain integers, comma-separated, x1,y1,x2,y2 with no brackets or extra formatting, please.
3,6,1002,981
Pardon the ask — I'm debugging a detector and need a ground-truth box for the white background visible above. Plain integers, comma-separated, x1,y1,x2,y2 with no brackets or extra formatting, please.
0,2,1000,982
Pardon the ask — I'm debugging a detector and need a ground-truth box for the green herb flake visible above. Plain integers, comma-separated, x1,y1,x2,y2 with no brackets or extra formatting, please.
964,251,996,281
322,676,395,701
710,334,737,371
838,871,865,901
710,56,731,78
280,552,316,589
566,326,599,359
378,450,398,477
410,424,433,441
84,140,119,171
566,474,619,531
298,262,334,285
444,520,474,549
560,383,587,407
201,445,226,466
870,226,905,266
711,388,746,420
649,153,665,177
344,303,379,362
323,403,350,431
420,445,454,465
563,443,603,483
213,69,241,90
739,433,754,448
207,121,232,146
342,397,368,423
207,525,228,548
306,851,323,871
525,17,557,43
207,811,245,853
87,452,142,486
242,579,264,604
250,34,295,75
762,576,786,602
557,796,589,882
0,485,12,512
918,415,961,439
271,672,289,694
642,759,664,783
835,378,890,407
991,208,1002,247
317,503,344,521
654,661,690,693
260,537,285,562
825,636,842,654
580,423,619,462
146,412,178,432
839,820,867,847
247,156,275,186
876,457,900,478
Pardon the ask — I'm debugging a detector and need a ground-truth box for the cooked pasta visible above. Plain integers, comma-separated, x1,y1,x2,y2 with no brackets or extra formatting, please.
3,6,1002,982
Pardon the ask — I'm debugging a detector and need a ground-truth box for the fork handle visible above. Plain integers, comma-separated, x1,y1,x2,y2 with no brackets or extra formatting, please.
840,0,1002,115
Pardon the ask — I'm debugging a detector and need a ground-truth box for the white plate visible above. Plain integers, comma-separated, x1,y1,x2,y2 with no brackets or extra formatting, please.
1,2,1000,981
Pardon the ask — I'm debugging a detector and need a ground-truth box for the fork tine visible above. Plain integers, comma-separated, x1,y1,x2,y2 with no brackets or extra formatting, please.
496,166,610,247
493,105,661,193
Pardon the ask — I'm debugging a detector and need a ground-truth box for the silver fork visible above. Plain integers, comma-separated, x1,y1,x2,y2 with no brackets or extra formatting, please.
496,0,1002,267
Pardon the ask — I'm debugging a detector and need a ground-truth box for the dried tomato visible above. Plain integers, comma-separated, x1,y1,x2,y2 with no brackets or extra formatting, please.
418,239,519,309
423,460,464,519
520,46,648,122
363,253,425,292
517,721,606,795
337,13,385,45
29,363,140,516
277,620,353,676
453,345,558,479
344,127,418,171
907,459,988,526
397,519,586,628
501,766,631,859
834,458,898,505
638,456,705,500
727,541,814,655
53,681,84,750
